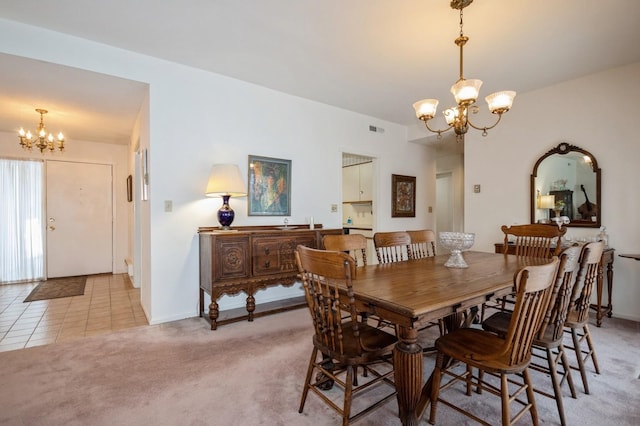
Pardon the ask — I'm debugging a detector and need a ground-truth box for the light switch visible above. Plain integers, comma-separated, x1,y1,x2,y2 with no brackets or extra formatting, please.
473,184,481,193
331,204,338,212
164,200,173,212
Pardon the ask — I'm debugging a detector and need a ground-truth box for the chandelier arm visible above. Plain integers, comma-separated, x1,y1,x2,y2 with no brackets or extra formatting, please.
466,113,503,133
422,119,454,136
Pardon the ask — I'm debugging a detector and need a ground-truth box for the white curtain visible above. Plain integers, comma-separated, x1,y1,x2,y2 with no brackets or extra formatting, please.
0,159,44,283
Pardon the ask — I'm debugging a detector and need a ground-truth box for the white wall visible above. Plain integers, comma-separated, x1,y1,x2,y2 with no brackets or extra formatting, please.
464,62,640,321
0,130,129,276
0,19,434,324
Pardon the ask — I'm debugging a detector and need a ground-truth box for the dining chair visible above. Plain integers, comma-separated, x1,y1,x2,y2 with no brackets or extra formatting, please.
564,240,604,395
295,245,397,426
482,245,582,426
323,234,368,267
373,231,412,263
429,257,560,426
407,229,446,345
483,223,567,319
500,223,567,258
407,229,436,259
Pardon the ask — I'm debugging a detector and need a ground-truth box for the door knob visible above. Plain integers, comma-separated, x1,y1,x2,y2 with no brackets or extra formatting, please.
48,225,56,231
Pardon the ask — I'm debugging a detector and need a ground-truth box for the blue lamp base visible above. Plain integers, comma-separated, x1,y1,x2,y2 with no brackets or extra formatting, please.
217,195,235,230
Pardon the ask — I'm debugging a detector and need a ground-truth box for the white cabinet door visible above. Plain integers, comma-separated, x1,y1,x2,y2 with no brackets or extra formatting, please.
342,165,360,202
359,162,372,201
342,162,372,202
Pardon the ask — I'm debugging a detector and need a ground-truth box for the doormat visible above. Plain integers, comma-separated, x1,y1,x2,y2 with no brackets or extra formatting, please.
23,276,87,303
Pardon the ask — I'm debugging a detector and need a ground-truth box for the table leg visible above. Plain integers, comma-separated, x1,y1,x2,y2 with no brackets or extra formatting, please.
606,260,614,318
393,326,423,426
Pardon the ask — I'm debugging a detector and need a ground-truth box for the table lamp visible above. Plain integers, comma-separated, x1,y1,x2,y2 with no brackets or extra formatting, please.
205,164,247,229
537,191,555,222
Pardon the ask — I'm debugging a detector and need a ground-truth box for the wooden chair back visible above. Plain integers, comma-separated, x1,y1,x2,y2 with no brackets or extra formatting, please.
323,234,368,267
501,224,567,258
536,245,582,342
570,241,605,324
501,257,560,366
373,231,412,263
295,245,359,355
407,229,436,259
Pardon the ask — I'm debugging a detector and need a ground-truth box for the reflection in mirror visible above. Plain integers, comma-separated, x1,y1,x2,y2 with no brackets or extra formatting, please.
531,142,601,228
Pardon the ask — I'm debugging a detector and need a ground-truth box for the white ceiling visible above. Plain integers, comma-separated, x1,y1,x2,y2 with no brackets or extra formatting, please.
1,0,640,145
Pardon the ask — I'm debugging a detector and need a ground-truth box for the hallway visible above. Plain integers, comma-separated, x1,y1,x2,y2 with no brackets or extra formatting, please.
0,274,146,352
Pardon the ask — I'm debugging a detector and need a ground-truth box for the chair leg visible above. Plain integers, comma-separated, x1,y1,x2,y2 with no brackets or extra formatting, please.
546,348,568,426
559,343,577,398
583,325,600,374
570,327,590,394
500,373,510,426
342,365,354,426
523,368,539,426
429,352,445,425
299,347,318,413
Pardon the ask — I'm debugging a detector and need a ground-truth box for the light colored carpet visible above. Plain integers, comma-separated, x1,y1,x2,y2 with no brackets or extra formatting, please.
0,308,638,425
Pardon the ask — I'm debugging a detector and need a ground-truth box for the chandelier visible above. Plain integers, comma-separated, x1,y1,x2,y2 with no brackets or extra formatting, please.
413,0,515,141
18,108,65,153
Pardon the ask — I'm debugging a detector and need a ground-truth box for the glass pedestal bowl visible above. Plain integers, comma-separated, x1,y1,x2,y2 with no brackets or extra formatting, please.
439,232,475,268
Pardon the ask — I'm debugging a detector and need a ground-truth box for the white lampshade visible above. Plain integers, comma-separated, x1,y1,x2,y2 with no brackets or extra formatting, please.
413,99,439,120
451,79,482,105
205,164,247,197
485,90,516,114
538,194,555,209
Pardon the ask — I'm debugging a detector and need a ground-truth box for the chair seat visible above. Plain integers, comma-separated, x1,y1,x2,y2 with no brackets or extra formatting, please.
483,311,562,349
314,321,397,365
563,310,587,328
435,328,530,374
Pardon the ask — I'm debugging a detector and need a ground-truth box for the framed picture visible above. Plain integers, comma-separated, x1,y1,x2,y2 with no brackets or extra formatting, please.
126,174,133,202
248,155,291,216
391,174,416,217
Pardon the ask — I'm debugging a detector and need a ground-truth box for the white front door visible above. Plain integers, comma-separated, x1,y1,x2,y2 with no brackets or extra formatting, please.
46,161,113,278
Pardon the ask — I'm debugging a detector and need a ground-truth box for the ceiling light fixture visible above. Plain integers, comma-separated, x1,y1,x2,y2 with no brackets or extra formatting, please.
18,108,65,153
413,0,515,141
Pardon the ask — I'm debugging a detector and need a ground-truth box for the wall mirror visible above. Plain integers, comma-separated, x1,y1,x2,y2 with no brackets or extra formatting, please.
530,142,601,228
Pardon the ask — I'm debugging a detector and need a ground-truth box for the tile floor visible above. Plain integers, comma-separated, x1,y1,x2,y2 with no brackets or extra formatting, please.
0,273,147,352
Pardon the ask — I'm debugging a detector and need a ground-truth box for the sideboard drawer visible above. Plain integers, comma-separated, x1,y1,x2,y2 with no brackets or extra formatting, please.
253,236,315,275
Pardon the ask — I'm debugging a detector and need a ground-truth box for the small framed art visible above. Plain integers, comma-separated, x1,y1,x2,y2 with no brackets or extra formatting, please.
391,174,416,217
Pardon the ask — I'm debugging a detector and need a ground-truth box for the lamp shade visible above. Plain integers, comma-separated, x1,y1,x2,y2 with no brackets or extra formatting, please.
451,79,482,105
413,99,439,120
205,164,247,197
485,90,516,114
538,194,555,209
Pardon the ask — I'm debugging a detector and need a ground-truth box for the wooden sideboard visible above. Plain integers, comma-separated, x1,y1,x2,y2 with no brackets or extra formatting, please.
198,225,343,330
494,242,615,327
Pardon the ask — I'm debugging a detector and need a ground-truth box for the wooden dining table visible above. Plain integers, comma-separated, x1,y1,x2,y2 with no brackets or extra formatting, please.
348,250,547,426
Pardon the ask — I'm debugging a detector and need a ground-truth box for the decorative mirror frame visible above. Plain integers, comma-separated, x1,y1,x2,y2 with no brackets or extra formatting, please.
530,142,601,228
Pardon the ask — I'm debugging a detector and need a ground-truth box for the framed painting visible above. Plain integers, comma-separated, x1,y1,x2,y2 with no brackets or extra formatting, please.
248,155,291,216
391,174,416,217
126,174,133,202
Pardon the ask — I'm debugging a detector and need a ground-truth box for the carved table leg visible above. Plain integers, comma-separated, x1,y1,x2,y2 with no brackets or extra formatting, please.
246,294,256,322
208,299,219,330
606,260,614,318
393,326,423,426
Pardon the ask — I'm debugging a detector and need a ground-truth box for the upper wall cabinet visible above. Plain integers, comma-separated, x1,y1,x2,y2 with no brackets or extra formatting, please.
530,142,601,228
342,161,372,203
